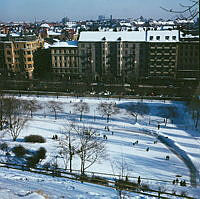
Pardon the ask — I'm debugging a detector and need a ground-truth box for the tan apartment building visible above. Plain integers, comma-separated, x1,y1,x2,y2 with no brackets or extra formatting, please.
50,41,79,79
1,35,43,79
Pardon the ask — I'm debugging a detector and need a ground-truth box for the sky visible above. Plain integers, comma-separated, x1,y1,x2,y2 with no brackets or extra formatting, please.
0,0,195,22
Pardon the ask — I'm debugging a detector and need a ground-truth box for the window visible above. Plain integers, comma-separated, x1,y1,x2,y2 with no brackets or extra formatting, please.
14,50,19,55
165,36,169,40
156,36,160,40
150,36,153,40
7,57,12,62
27,57,32,62
172,36,176,40
6,44,11,48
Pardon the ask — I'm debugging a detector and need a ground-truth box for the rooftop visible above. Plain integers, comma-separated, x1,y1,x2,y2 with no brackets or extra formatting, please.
79,31,146,42
50,40,78,48
79,30,180,42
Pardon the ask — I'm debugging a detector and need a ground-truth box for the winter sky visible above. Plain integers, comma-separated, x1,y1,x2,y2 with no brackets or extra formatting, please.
0,0,193,22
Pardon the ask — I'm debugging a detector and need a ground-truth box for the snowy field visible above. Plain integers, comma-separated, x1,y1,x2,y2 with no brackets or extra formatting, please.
0,95,200,198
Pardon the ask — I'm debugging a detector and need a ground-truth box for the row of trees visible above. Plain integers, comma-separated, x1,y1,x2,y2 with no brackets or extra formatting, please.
1,94,192,142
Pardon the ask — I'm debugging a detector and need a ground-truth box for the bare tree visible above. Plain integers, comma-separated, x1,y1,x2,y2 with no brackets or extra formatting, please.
74,126,106,175
161,0,199,19
159,106,178,126
128,102,149,123
111,153,133,180
23,99,42,118
73,101,89,121
188,97,200,128
7,117,28,141
3,97,29,141
48,101,63,120
97,102,119,123
59,122,78,172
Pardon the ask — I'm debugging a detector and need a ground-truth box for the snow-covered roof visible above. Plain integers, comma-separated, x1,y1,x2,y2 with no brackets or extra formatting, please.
50,41,78,48
79,30,181,42
44,42,51,49
48,31,61,36
175,19,194,24
10,33,20,37
0,34,6,37
40,23,50,28
120,22,132,27
180,32,199,39
147,30,179,42
79,31,146,42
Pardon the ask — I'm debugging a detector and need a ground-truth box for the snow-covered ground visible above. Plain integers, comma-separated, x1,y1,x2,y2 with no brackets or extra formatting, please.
0,95,200,198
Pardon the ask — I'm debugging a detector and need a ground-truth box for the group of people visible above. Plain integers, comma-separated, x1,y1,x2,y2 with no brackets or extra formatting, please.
172,178,187,186
52,134,58,140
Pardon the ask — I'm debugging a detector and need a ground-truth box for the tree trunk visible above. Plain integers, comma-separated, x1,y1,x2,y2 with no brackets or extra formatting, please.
107,114,110,123
9,116,12,128
80,112,82,121
0,112,2,130
69,154,72,172
54,110,57,120
81,159,84,175
0,100,3,130
165,118,167,126
69,136,73,172
195,111,199,129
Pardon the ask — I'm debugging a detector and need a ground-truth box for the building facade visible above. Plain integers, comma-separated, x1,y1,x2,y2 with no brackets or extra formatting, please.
0,34,44,79
176,36,199,80
50,41,79,80
0,42,6,76
146,30,179,80
78,31,147,82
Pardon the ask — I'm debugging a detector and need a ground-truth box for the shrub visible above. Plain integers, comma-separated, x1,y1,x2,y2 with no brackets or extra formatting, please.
0,143,8,152
26,147,47,168
115,179,139,191
27,155,40,168
90,176,109,185
36,147,47,161
24,135,46,143
43,162,51,170
12,145,27,157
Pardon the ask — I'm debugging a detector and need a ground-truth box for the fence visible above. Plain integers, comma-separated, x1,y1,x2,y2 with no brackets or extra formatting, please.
0,161,195,199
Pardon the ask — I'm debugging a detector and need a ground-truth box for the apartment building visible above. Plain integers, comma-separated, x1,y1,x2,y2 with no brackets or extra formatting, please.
0,34,43,79
0,42,6,76
78,31,147,82
50,41,79,79
176,36,199,80
146,30,179,80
